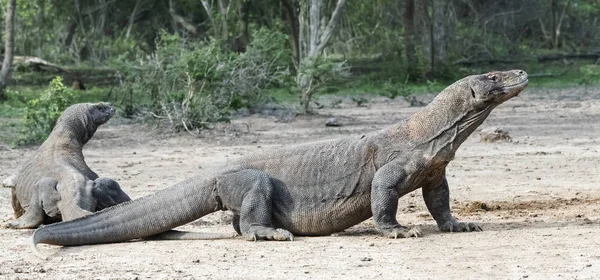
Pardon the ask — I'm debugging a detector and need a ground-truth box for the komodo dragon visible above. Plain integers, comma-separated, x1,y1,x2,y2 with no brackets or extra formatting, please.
31,70,529,255
2,103,131,229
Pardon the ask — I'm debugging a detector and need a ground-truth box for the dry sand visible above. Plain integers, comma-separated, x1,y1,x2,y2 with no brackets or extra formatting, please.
1,86,599,279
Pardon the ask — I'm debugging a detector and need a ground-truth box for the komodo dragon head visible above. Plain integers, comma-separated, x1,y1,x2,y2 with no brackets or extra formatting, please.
431,69,529,111
53,102,115,145
407,70,529,159
467,69,529,105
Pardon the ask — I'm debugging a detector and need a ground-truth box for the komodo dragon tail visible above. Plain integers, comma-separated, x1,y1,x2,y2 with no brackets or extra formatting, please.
31,180,233,259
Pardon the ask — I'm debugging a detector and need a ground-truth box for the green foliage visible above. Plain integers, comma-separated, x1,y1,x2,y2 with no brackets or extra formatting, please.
351,96,368,107
382,77,412,100
578,65,600,85
19,77,78,144
115,28,290,133
297,55,350,112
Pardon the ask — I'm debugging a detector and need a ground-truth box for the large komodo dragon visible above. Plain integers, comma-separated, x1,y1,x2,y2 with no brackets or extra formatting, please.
32,70,529,255
3,103,131,229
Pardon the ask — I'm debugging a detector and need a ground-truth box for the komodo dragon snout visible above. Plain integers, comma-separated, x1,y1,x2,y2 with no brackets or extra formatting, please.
468,69,528,104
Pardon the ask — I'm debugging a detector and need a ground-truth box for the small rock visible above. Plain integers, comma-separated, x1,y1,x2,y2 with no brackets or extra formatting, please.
34,267,46,273
361,257,373,262
325,117,343,127
479,127,512,143
14,268,23,273
1,175,15,188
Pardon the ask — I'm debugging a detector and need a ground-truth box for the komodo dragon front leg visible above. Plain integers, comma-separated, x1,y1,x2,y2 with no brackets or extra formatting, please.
58,175,133,220
91,177,131,210
371,159,422,238
422,177,481,232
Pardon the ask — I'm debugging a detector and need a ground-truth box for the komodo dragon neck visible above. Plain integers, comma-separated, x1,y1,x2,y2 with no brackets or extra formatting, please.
39,124,89,156
382,81,496,163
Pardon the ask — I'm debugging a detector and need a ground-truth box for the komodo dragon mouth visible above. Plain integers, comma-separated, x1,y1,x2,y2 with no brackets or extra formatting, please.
499,79,529,96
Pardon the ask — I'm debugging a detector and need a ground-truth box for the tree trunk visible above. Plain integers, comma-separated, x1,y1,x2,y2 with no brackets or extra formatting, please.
0,0,16,102
218,0,230,42
281,0,300,65
551,0,557,48
431,0,447,70
430,0,453,74
552,0,571,49
298,0,346,113
64,21,78,47
404,0,418,79
125,0,142,38
234,0,250,52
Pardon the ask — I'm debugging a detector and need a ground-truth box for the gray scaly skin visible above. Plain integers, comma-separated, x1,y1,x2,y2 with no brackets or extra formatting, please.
31,70,529,254
2,103,131,229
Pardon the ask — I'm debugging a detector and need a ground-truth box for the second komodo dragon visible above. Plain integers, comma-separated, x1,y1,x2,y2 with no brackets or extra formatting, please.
32,70,529,254
4,103,130,229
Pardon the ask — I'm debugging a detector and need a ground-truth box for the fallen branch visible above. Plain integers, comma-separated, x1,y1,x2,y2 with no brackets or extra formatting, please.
12,56,70,73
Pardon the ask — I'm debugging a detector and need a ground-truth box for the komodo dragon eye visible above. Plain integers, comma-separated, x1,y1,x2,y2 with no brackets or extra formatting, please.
486,74,498,82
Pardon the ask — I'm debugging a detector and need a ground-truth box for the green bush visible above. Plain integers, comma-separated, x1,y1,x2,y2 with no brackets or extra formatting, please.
115,28,290,134
19,77,79,145
578,65,600,85
297,55,350,112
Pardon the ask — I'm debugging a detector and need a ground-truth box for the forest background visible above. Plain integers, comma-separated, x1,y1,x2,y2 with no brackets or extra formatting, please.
0,0,598,144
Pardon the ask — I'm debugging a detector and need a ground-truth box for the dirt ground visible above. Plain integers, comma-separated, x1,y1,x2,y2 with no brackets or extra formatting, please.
1,86,600,280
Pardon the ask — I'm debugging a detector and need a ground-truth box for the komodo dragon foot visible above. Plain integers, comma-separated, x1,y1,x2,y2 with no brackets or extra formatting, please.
439,221,482,232
244,227,294,241
380,226,422,239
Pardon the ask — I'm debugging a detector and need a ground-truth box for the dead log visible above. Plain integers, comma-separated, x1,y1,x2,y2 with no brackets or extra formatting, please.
11,56,70,73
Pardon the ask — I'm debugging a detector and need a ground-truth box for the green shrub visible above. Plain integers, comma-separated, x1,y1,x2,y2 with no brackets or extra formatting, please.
115,29,290,134
578,65,600,85
19,77,78,144
297,55,350,112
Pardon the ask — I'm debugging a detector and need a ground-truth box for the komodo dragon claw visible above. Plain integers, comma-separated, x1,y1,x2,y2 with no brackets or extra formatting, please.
383,226,422,239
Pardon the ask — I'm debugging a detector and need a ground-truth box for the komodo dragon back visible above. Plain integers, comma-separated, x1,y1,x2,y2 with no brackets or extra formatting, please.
31,70,529,259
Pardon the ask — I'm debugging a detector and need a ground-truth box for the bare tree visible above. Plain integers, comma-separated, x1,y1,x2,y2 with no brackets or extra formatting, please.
551,0,571,49
404,0,418,79
297,0,346,112
0,0,16,102
431,0,453,72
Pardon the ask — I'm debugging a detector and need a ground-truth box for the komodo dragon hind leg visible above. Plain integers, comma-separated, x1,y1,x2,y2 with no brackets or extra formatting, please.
423,177,482,232
10,187,25,219
91,177,131,210
3,178,59,229
217,170,294,241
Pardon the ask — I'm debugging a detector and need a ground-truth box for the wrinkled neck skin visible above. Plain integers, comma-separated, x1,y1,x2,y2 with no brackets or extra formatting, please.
40,115,98,152
379,78,496,164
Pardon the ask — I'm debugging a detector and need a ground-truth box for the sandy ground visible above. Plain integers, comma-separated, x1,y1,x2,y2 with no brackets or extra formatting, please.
1,86,600,280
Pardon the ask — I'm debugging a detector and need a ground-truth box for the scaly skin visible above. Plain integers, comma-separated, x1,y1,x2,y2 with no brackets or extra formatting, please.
31,70,529,257
2,103,131,229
